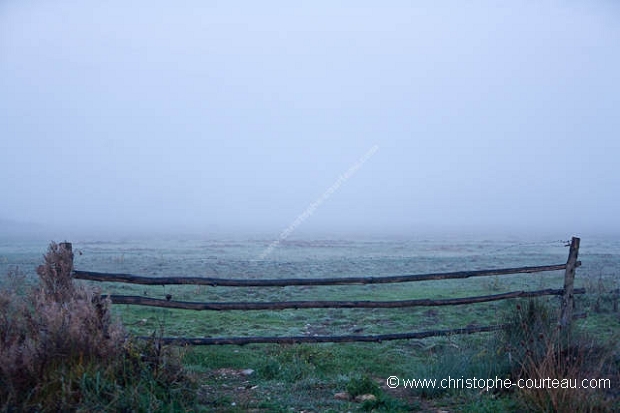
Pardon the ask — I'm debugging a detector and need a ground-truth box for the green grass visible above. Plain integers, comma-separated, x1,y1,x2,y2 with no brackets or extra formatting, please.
91,277,617,412
84,270,619,412
4,238,618,412
101,269,573,340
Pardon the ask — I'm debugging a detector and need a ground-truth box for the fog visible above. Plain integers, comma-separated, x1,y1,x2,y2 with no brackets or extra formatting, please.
1,1,619,241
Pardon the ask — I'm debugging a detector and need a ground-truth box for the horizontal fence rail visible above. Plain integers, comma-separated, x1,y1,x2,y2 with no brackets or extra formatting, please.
108,288,586,311
73,262,579,287
143,324,510,346
65,237,583,345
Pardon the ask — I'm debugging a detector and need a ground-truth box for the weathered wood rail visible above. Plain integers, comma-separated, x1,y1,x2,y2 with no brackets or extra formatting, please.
106,288,577,311
73,263,571,287
67,237,583,346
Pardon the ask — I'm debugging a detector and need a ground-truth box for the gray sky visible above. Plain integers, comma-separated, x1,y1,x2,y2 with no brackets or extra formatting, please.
1,1,619,239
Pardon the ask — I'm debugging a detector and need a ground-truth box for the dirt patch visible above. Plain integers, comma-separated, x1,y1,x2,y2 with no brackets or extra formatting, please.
195,368,266,411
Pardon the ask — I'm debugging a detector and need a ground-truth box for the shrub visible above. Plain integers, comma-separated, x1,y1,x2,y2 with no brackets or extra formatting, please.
502,299,618,412
36,242,76,302
502,298,556,367
0,242,194,411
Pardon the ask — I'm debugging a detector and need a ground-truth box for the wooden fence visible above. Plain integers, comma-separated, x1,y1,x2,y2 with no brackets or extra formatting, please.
68,237,584,346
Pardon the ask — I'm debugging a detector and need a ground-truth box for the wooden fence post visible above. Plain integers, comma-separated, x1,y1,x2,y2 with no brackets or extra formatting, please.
59,242,73,266
560,237,580,328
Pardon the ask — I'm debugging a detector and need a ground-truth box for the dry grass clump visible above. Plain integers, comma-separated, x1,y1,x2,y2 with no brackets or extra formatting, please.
36,241,77,302
503,299,618,412
518,333,618,412
0,242,192,411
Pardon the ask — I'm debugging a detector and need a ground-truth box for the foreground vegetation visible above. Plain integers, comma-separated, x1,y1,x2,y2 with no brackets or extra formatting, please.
1,242,618,411
0,244,195,412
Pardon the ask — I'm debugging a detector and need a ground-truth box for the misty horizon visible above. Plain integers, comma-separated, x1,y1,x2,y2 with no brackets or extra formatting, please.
2,1,619,242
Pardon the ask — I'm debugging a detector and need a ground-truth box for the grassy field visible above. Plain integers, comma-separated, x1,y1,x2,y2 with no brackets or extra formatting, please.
1,237,618,411
102,277,618,411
